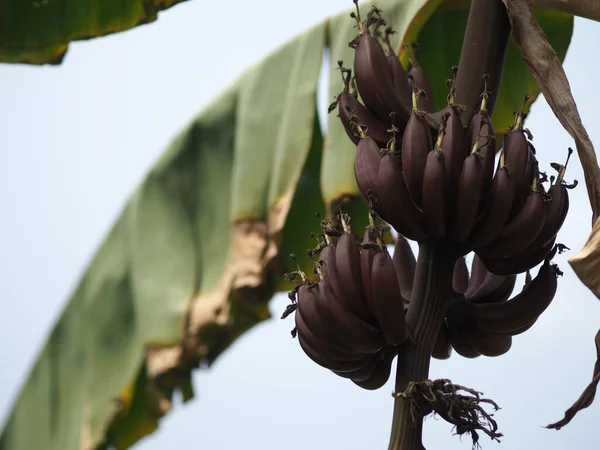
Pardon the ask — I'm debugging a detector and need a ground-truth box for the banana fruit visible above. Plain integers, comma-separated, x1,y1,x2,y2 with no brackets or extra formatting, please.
284,212,412,390
446,252,561,358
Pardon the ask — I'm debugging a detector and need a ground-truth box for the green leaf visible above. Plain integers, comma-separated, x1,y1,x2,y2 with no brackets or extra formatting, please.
0,0,186,65
1,18,328,450
1,1,575,449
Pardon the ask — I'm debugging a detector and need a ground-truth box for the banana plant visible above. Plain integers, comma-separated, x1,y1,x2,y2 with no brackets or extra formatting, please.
3,0,600,449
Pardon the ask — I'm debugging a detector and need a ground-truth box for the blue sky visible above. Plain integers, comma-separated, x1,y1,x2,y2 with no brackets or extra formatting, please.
2,1,600,449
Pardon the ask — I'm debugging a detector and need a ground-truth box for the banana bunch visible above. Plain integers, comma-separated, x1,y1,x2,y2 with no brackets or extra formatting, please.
284,214,412,390
284,1,573,390
331,2,576,276
433,250,562,360
387,240,562,360
329,6,435,150
285,216,563,386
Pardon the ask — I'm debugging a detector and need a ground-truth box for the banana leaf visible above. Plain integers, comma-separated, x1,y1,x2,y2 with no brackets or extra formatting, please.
0,0,186,65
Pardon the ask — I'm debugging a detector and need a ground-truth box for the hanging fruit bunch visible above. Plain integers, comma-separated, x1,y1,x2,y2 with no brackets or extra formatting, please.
283,1,576,390
282,213,401,390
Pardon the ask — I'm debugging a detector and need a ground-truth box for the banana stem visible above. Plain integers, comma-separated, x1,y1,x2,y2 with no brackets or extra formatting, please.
388,345,430,450
453,0,511,127
388,244,456,450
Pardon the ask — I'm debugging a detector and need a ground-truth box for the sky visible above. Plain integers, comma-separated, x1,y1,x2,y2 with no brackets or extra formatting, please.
1,1,600,449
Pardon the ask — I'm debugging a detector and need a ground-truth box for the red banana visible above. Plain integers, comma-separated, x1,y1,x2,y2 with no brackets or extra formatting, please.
442,104,466,207
464,254,487,298
354,136,382,201
374,153,428,241
392,235,416,303
453,256,469,295
408,43,435,112
466,166,516,250
450,151,486,242
480,237,556,276
371,249,409,346
467,260,559,335
401,91,433,207
334,232,376,322
422,148,447,239
352,348,397,390
351,7,405,123
478,188,547,259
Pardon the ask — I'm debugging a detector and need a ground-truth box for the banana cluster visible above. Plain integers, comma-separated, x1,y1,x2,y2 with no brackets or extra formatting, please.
284,2,572,390
286,215,405,390
434,248,562,359
332,2,575,276
330,6,435,151
286,215,563,386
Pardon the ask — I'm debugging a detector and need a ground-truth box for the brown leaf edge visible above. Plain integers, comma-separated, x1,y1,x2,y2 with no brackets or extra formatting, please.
569,217,600,299
546,330,600,429
504,0,600,429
